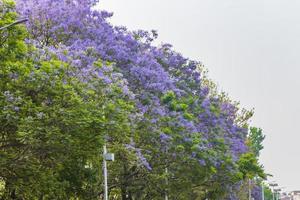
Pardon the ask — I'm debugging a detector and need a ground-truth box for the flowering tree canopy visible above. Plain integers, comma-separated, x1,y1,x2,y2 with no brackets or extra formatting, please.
0,0,266,199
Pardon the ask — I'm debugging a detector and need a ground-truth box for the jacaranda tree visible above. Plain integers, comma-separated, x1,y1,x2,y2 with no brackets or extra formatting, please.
0,0,267,199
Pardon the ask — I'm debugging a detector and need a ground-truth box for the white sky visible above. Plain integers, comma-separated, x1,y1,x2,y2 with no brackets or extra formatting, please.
97,0,300,192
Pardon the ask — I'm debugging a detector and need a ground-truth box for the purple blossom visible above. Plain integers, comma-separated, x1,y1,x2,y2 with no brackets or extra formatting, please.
136,149,152,171
159,133,171,142
198,159,206,166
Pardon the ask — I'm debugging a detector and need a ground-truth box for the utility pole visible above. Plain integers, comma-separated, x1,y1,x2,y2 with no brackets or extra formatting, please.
0,19,28,31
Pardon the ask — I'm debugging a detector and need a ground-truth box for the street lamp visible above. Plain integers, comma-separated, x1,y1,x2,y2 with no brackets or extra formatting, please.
249,178,252,200
274,189,281,200
261,182,265,200
269,183,278,200
276,187,286,200
103,144,114,200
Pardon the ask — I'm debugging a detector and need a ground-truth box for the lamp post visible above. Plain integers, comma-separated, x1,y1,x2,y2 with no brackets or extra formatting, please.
269,183,278,200
274,189,281,200
103,144,114,200
276,187,285,200
249,178,252,200
262,183,265,200
165,167,168,200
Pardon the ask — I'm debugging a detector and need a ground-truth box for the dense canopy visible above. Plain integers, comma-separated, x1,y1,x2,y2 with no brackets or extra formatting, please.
0,0,266,199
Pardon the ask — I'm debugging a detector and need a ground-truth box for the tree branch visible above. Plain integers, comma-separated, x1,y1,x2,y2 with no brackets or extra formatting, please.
0,18,28,31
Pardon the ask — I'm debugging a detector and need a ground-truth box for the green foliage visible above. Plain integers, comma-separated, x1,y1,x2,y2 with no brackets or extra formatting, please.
0,1,27,60
161,90,176,104
237,153,266,179
263,184,273,200
248,127,266,157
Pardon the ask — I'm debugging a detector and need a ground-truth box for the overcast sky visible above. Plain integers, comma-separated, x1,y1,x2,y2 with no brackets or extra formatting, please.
98,0,300,192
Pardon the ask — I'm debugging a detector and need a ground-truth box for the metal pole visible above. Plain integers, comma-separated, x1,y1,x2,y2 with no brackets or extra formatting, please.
103,144,108,200
269,183,278,200
249,179,251,200
262,184,265,200
165,167,168,200
165,147,169,200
